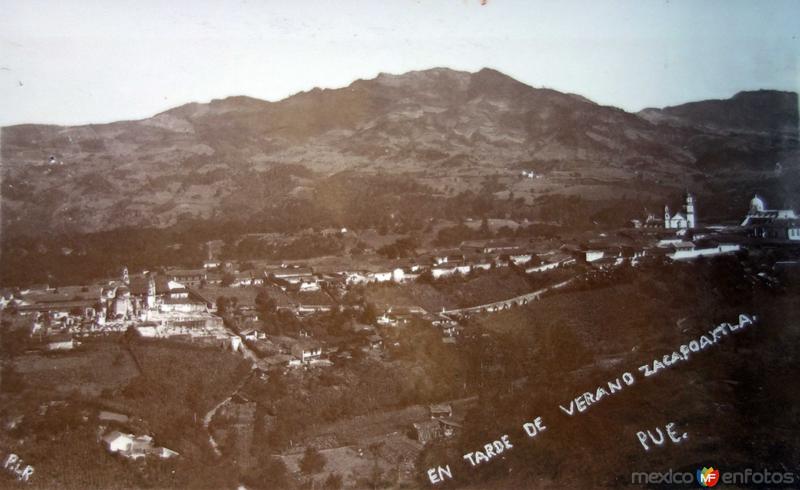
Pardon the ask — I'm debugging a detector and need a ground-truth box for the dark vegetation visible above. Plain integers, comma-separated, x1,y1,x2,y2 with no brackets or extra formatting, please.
0,338,251,489
0,174,654,287
416,254,800,488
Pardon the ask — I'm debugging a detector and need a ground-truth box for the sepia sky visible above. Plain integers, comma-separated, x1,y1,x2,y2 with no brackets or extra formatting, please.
1,0,798,126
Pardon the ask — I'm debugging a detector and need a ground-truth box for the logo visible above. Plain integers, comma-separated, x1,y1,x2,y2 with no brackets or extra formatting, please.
697,467,720,487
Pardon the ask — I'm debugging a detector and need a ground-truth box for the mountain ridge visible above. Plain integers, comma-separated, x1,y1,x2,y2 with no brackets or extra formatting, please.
2,67,798,238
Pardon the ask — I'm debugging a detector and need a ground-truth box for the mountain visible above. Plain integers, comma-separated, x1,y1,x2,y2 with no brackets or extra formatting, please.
638,90,799,134
2,68,798,238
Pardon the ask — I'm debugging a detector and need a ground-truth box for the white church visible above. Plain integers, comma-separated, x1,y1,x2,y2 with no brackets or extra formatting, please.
664,193,696,229
635,192,697,230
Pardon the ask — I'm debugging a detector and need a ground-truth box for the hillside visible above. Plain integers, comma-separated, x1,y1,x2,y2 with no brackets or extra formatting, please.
2,68,798,239
639,90,799,134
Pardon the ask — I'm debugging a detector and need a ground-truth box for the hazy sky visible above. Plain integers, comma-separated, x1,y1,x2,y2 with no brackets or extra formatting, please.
1,0,798,127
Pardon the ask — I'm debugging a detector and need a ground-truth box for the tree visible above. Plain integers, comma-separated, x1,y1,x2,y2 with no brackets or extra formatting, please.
1,365,25,393
360,302,377,324
217,296,229,316
480,216,490,235
243,455,290,490
367,442,385,489
416,270,434,284
255,289,277,316
221,272,235,287
323,473,343,490
299,446,326,475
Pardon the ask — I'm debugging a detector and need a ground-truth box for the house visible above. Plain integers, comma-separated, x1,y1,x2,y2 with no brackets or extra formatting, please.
413,420,443,445
526,254,575,273
16,299,98,321
45,333,74,351
441,324,463,338
429,404,453,419
98,411,129,424
509,252,533,266
102,431,179,460
431,263,472,279
298,280,321,292
240,328,265,342
0,290,16,310
291,340,323,363
582,250,605,263
158,296,208,314
292,291,336,315
669,244,740,261
412,418,462,444
271,266,314,282
345,272,371,285
376,306,428,327
470,240,522,255
431,250,465,266
228,335,242,352
262,353,294,369
165,268,207,287
376,313,398,327
230,271,266,288
439,419,462,438
366,334,383,350
135,325,159,337
431,265,459,279
102,431,133,453
153,447,180,459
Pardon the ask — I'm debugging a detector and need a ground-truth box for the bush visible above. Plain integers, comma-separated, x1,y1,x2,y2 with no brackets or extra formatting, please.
323,473,343,490
299,446,326,475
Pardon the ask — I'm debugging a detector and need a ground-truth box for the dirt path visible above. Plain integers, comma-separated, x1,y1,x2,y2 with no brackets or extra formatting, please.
203,370,255,456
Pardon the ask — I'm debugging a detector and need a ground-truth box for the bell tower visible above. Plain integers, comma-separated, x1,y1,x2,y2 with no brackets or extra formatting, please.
685,193,695,228
146,275,156,309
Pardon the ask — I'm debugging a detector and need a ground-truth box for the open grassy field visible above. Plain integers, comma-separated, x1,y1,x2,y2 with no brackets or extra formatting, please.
12,341,140,397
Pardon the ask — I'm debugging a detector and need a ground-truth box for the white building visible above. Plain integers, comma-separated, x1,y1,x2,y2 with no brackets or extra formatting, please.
102,431,134,453
669,244,740,261
740,195,800,241
664,193,696,229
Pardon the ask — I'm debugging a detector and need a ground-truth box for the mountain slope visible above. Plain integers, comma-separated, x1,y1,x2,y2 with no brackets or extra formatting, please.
1,69,798,237
638,90,799,134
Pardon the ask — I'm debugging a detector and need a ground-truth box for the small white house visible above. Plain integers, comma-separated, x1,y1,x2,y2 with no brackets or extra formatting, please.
299,280,321,292
45,334,74,351
103,431,133,453
228,335,242,352
584,250,604,263
291,341,322,362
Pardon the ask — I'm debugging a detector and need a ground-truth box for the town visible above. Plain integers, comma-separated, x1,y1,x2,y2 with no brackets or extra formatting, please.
1,192,798,488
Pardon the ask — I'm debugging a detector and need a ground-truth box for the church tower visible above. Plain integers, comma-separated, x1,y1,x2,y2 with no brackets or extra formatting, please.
685,193,695,228
146,275,156,309
121,266,129,285
664,206,671,229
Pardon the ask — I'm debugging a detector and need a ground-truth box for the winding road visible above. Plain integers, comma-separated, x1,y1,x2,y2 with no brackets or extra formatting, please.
441,277,576,316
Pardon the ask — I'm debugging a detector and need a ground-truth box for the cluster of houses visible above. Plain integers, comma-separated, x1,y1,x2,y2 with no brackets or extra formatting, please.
630,192,798,261
5,268,236,353
2,191,797,366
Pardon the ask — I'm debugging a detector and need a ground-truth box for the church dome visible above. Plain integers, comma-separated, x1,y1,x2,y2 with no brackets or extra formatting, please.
750,195,766,212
